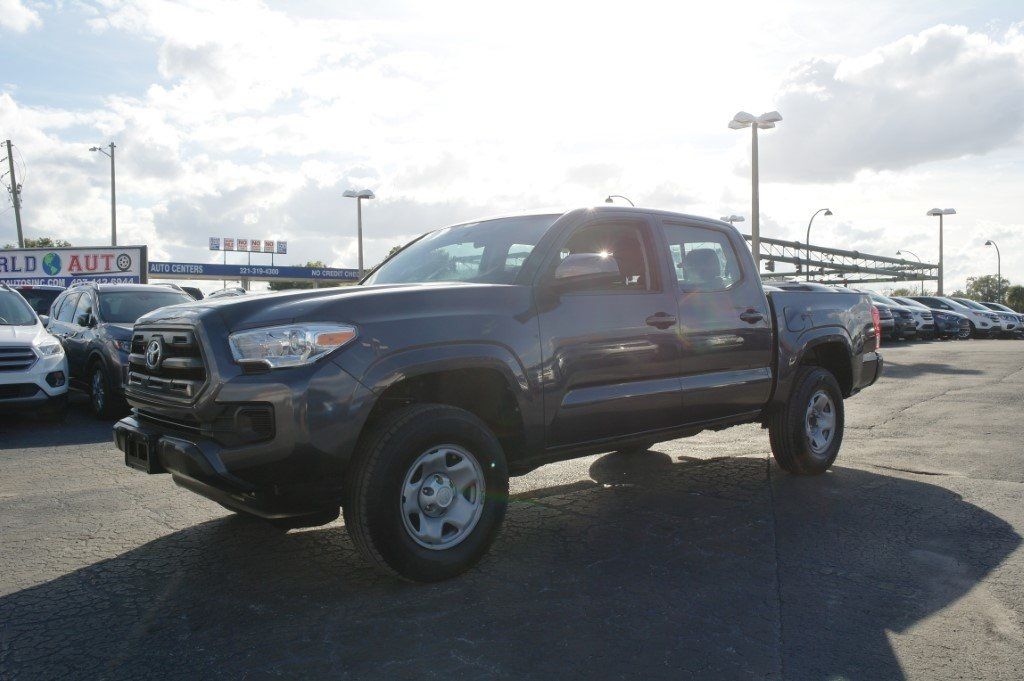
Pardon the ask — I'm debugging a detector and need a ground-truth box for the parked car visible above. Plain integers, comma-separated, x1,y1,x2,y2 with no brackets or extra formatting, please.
875,303,896,340
206,287,247,299
979,302,1024,337
156,283,204,300
891,296,969,339
9,284,65,317
858,291,917,340
0,284,68,418
885,295,935,338
910,296,999,338
953,297,1018,337
46,282,195,418
115,207,882,581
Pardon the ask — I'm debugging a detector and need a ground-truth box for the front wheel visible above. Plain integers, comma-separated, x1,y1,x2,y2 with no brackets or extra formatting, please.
343,404,509,582
89,364,121,419
768,367,845,475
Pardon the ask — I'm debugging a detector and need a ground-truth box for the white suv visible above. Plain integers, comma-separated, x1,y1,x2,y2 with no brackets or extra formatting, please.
0,284,69,418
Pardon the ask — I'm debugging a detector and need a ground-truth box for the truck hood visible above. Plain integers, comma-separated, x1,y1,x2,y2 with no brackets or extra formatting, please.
135,282,519,331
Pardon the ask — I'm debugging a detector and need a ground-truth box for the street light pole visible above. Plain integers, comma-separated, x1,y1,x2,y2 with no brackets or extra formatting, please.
604,195,635,207
926,208,955,295
985,240,1001,302
729,111,782,273
805,208,832,281
343,189,375,277
90,142,117,246
897,249,924,295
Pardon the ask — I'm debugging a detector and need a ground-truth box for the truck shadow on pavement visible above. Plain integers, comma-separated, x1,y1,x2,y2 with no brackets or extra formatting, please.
1,454,1018,680
879,360,983,381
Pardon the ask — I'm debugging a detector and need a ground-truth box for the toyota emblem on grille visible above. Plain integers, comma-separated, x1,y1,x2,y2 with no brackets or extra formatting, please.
146,339,163,370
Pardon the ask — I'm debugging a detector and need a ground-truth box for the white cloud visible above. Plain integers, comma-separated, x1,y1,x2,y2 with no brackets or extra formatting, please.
4,3,1024,295
0,0,41,32
762,24,1024,182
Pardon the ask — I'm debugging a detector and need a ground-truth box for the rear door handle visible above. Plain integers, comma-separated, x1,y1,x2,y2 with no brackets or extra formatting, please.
739,309,764,324
646,312,677,329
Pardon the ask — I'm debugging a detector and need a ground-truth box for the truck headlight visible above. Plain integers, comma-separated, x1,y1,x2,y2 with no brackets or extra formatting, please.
228,324,357,369
36,340,63,357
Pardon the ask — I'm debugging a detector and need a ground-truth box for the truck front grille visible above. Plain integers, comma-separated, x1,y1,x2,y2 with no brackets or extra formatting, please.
0,346,37,372
128,327,207,402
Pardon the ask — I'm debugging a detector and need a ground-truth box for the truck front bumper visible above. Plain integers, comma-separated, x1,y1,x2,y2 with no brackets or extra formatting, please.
114,359,375,518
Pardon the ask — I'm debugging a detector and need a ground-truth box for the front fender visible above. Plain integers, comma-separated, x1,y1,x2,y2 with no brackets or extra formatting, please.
335,342,542,449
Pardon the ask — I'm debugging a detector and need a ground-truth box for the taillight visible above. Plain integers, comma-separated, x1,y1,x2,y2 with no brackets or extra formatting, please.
871,305,882,350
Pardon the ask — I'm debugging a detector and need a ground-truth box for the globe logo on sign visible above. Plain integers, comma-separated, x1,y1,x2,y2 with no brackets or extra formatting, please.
42,252,61,275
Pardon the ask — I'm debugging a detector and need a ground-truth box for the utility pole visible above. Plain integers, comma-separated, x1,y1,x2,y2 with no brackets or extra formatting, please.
5,140,24,248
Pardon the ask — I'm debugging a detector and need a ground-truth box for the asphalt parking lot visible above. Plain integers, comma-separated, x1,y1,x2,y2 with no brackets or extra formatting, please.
1,340,1022,680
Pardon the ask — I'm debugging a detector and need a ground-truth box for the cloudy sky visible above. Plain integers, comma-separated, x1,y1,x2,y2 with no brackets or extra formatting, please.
1,0,1022,292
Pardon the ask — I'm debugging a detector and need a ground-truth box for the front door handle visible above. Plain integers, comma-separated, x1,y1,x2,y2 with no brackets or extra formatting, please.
646,312,677,329
739,309,764,324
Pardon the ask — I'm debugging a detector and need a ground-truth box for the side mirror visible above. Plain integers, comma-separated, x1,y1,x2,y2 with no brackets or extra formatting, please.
551,253,623,292
38,314,49,326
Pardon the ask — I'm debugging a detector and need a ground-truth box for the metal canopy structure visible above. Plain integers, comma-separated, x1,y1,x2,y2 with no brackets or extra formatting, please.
743,234,939,285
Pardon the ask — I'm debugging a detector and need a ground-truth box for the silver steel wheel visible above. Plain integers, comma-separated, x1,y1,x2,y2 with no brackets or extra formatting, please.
400,444,485,551
91,369,105,413
804,389,836,457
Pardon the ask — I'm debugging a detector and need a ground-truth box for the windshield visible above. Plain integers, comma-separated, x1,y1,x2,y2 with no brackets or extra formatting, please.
364,214,559,285
954,298,988,311
894,297,929,309
16,288,61,315
98,291,193,323
869,292,901,307
983,302,1012,312
0,290,39,325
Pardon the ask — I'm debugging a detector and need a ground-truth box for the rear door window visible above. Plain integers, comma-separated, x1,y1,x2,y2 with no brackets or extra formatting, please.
660,223,741,292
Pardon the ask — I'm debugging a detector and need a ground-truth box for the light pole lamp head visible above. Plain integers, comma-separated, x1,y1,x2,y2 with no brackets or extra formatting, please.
824,209,833,216
89,147,99,152
720,215,744,224
985,240,994,246
344,189,375,200
927,207,956,216
729,110,782,130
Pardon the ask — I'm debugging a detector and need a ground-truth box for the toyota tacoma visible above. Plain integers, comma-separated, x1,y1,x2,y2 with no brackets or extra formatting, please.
114,207,882,581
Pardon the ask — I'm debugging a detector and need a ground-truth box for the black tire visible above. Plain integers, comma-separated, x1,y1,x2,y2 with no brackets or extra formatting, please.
768,366,845,475
343,404,509,582
88,363,121,419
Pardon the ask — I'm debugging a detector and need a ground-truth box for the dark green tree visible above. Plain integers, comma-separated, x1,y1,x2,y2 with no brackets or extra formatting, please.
964,275,1011,304
3,237,72,249
1005,285,1024,312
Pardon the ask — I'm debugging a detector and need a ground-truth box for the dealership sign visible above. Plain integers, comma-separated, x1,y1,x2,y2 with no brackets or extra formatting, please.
148,261,358,282
209,237,286,254
0,246,147,286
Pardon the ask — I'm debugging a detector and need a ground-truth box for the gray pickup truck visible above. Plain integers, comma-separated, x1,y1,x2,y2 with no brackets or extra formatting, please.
114,207,882,581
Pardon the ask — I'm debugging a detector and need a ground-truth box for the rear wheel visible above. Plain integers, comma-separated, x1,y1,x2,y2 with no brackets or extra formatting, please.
343,404,509,582
769,367,845,475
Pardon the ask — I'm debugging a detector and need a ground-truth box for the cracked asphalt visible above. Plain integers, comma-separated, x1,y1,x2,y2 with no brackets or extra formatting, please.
2,340,1023,680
